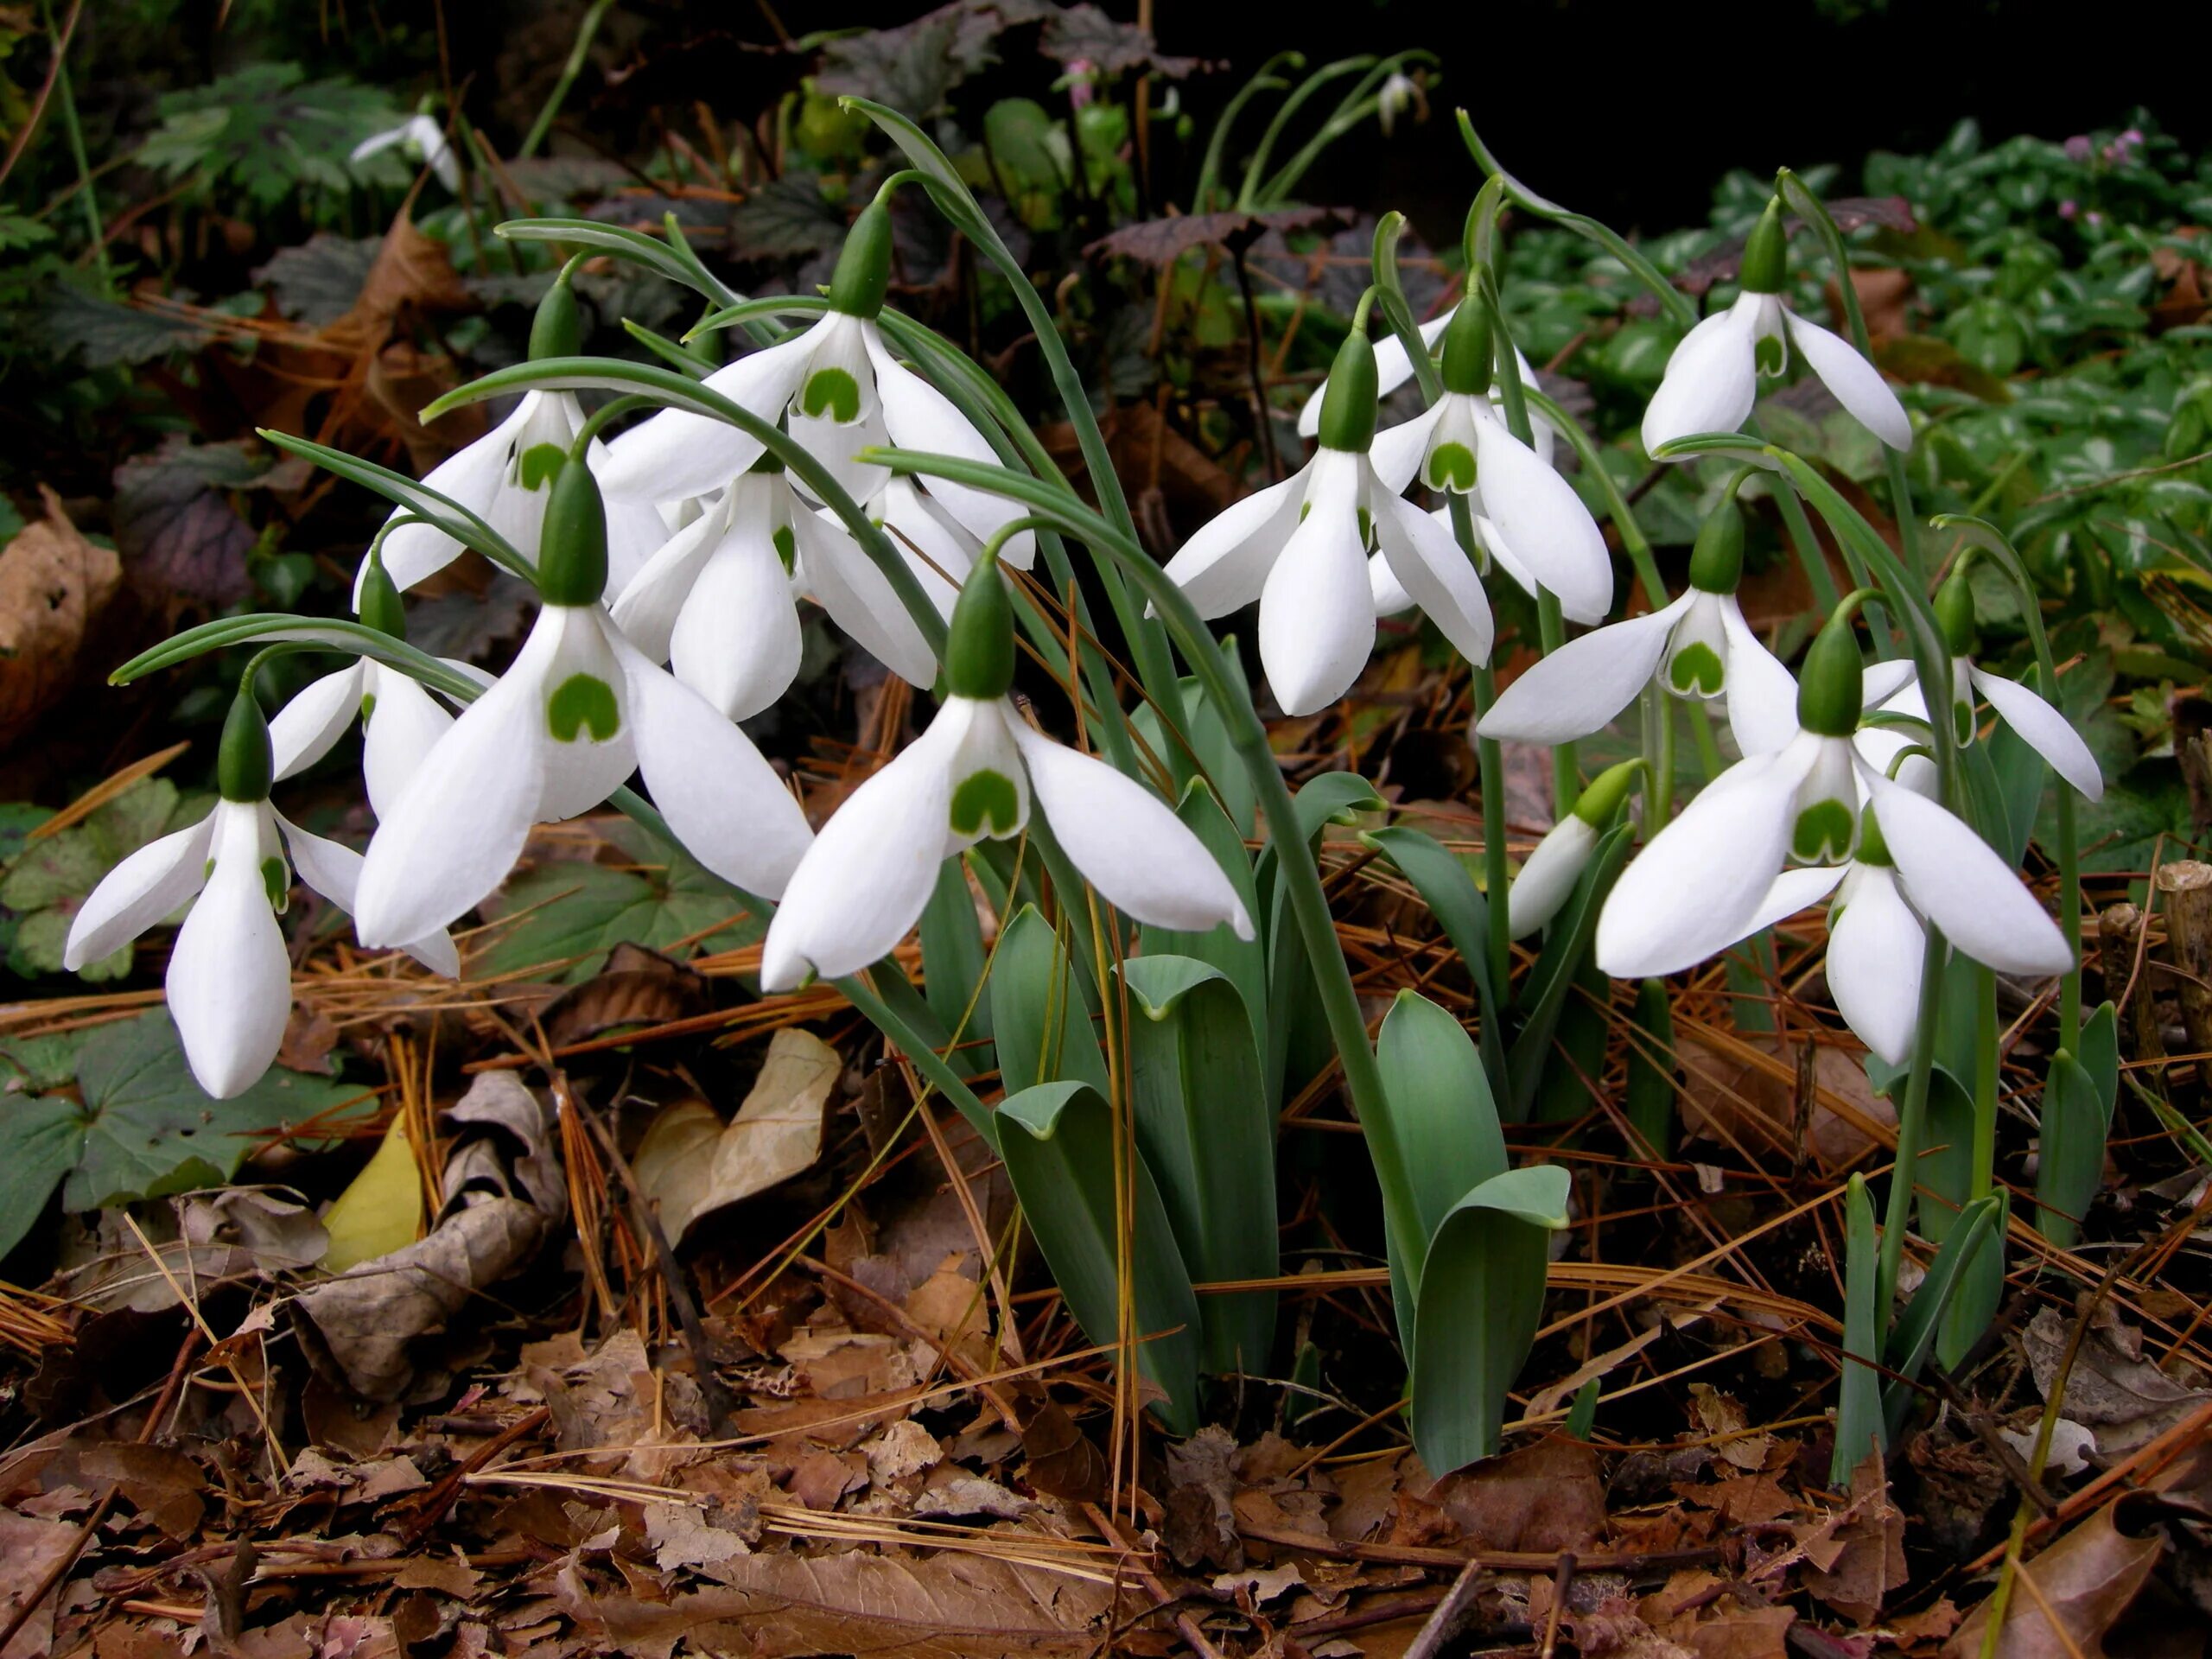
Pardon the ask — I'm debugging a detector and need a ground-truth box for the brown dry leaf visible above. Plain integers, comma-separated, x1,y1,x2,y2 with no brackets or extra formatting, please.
636,1028,840,1240
1427,1434,1605,1552
0,488,121,748
2024,1306,2212,1457
1688,1384,1770,1471
1942,1506,2162,1659
1679,1033,1895,1171
912,1471,1031,1521
541,942,709,1052
1326,1451,1406,1543
1796,1456,1905,1626
1020,1402,1105,1507
0,1509,85,1658
557,1548,1116,1659
645,1501,754,1573
1163,1425,1241,1570
903,1261,995,1378
393,1551,481,1600
70,1442,204,1539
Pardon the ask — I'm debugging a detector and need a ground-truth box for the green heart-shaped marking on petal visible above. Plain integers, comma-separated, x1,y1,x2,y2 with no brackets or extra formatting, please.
359,692,377,727
547,673,621,744
1791,799,1856,864
1668,641,1726,696
1754,334,1786,377
949,768,1020,838
1954,698,1975,746
802,366,861,424
262,856,289,909
518,442,568,491
772,524,798,575
1426,441,1476,493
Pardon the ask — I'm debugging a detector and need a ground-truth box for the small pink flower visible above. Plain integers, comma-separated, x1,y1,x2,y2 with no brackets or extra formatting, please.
2058,200,2078,219
1066,60,1096,110
2064,135,2093,162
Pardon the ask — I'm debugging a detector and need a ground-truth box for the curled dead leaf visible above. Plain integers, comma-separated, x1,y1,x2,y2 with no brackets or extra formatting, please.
0,489,121,749
1943,1506,2162,1659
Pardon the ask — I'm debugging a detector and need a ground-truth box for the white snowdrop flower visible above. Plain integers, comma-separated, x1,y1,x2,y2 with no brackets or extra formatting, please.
1642,199,1911,457
1506,760,1642,939
1596,614,2072,988
1478,499,1797,756
351,112,461,193
63,691,456,1099
1164,326,1493,715
760,556,1252,988
1296,317,1555,468
595,200,1033,567
353,463,814,950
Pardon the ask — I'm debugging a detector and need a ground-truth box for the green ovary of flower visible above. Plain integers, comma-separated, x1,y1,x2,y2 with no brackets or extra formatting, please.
546,673,621,743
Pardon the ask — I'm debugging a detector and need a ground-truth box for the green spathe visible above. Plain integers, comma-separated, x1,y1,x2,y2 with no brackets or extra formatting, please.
536,456,608,606
1316,329,1380,454
218,689,274,803
1571,758,1644,829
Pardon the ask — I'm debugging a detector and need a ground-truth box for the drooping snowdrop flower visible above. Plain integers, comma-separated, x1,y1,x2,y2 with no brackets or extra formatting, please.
1361,300,1611,624
596,200,1032,569
271,551,463,819
1642,199,1912,457
1596,610,2074,988
1165,322,1493,715
1929,564,2104,797
63,690,457,1098
761,552,1252,988
354,458,814,950
1296,317,1554,467
351,112,461,193
1478,499,1799,756
369,276,664,600
1376,69,1426,138
1506,760,1641,939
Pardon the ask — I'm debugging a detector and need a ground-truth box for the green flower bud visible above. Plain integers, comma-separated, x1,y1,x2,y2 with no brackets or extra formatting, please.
1935,564,1979,657
218,685,274,803
1571,758,1644,828
828,199,895,319
1739,199,1789,296
1438,298,1496,399
358,547,407,640
1687,500,1746,594
1796,609,1866,738
1315,328,1379,454
529,275,583,360
536,452,608,607
944,550,1014,699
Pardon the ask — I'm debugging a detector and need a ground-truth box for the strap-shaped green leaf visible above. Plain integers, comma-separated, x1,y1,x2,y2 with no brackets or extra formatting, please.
1883,1192,2001,1440
257,430,536,583
1505,823,1632,1122
1140,780,1265,1064
1624,977,1678,1161
918,856,992,1080
1409,1164,1569,1472
996,1080,1203,1433
2034,1046,2110,1249
989,905,1107,1098
1120,955,1277,1377
1832,1172,1885,1484
1362,825,1505,1090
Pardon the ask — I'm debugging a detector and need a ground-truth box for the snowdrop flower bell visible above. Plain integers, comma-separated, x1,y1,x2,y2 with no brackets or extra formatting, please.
1642,199,1912,457
354,456,814,950
271,550,460,819
1919,565,2104,798
368,276,663,599
1295,318,1553,467
596,200,1032,568
1363,301,1612,625
1597,607,2074,985
351,111,461,192
760,551,1253,988
1478,499,1799,756
64,690,457,1098
1164,321,1493,715
1507,760,1641,939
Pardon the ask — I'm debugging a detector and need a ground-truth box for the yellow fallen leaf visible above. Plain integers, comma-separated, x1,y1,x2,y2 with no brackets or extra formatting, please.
320,1114,426,1272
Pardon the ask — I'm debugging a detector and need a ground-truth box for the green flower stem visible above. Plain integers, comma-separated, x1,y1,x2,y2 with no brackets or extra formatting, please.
868,447,1430,1314
1777,169,1923,585
1250,51,1439,208
1236,54,1374,211
1685,698,1726,779
1769,468,1846,618
1876,925,1951,1319
518,0,616,160
43,0,108,290
1973,964,1999,1205
1643,684,1674,830
1195,51,1302,211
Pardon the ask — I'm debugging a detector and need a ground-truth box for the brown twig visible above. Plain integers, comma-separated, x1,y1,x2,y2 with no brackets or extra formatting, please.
1402,1554,1492,1659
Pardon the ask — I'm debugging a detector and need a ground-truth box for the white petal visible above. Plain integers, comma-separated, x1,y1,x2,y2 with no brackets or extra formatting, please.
1368,401,1446,496
532,609,638,822
1595,738,1817,978
166,803,290,1099
1864,770,2073,976
1640,294,1762,455
790,404,890,505
1971,666,2104,802
359,665,455,823
270,664,366,782
671,537,804,721
1508,817,1598,940
602,491,677,602
758,702,968,988
62,814,214,969
1716,597,1803,756
1477,597,1690,743
354,624,556,947
943,694,1031,852
1258,465,1373,716
1735,863,1846,941
480,392,585,565
793,509,940,687
1783,310,1912,451
1370,550,1415,615
1475,512,1539,599
1860,658,1918,708
596,330,815,502
607,496,730,663
1296,315,1447,438
865,327,1034,568
1160,472,1304,618
1010,719,1253,938
367,416,518,597
1373,493,1493,666
1825,864,1924,1066
880,476,977,619
1472,414,1612,623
